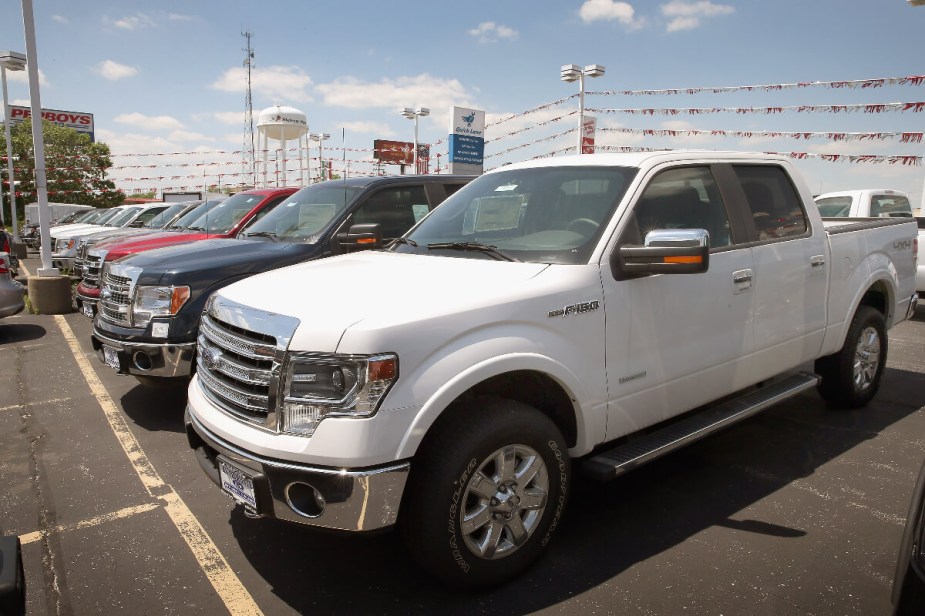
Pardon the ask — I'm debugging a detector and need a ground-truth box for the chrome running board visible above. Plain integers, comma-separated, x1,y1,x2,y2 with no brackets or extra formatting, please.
584,372,819,481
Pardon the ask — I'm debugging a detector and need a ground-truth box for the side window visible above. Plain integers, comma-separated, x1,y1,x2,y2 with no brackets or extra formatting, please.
625,166,732,249
353,185,428,241
734,165,808,241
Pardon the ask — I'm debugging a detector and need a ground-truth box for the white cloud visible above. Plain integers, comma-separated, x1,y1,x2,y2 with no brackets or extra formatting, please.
468,22,518,42
4,69,49,87
97,60,138,81
338,121,395,137
211,65,313,104
52,15,69,24
316,74,473,112
579,0,643,28
210,111,244,125
114,112,184,131
661,1,734,32
169,130,215,142
109,13,156,30
168,13,193,22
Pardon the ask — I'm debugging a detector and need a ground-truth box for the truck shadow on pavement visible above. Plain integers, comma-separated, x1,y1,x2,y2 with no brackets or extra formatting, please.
119,384,188,433
226,367,925,614
0,322,46,344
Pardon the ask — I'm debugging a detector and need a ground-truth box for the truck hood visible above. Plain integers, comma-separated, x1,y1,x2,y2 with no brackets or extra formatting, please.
52,224,119,239
124,238,312,279
96,230,206,257
218,251,550,351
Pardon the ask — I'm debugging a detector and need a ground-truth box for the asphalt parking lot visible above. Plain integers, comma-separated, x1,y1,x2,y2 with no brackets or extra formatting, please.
2,257,925,615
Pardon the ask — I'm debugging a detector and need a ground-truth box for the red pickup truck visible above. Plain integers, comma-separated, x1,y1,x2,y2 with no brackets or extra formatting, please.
76,187,298,317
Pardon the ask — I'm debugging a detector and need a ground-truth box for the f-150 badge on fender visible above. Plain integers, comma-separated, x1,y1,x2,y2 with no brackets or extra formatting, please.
548,300,600,318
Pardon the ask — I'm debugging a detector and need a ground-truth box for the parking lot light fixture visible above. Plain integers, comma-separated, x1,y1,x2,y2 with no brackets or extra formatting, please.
309,132,330,182
0,51,26,242
400,107,429,172
561,63,606,154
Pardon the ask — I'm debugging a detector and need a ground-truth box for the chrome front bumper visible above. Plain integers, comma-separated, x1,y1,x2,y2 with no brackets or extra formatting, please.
91,330,196,377
186,410,410,532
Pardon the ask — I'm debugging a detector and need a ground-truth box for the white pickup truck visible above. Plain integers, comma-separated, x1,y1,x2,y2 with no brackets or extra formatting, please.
815,188,914,219
185,151,918,588
814,189,925,295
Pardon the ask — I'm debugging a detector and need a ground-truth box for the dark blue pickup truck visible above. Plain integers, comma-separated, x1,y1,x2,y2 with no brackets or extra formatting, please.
91,174,473,387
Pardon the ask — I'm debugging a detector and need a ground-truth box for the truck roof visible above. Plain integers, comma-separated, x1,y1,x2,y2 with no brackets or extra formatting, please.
488,150,789,173
815,189,910,199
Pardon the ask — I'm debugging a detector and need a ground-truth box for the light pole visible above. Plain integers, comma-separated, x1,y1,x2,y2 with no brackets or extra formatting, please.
0,51,25,242
400,106,429,173
309,132,330,182
561,63,605,153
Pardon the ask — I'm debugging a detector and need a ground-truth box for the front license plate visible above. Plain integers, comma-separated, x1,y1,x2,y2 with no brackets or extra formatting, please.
82,302,94,318
102,345,121,371
218,457,257,511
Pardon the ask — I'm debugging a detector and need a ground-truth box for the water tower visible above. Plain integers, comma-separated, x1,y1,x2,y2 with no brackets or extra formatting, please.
256,104,308,187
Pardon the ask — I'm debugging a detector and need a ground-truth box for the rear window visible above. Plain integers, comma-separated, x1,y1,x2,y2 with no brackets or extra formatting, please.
815,196,852,217
870,194,912,218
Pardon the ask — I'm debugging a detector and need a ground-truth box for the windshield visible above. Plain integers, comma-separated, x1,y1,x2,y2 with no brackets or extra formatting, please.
146,201,200,228
57,210,88,224
107,206,143,227
394,166,637,264
93,208,128,225
168,199,224,230
185,193,264,234
72,210,100,223
815,196,852,217
242,184,361,241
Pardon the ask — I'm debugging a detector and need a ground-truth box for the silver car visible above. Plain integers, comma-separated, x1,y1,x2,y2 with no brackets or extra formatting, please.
0,252,25,318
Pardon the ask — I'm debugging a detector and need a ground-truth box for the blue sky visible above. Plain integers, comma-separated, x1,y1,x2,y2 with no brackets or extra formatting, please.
1,0,924,206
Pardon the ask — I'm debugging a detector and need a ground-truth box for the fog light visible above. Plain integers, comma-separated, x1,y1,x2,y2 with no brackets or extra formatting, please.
282,403,323,435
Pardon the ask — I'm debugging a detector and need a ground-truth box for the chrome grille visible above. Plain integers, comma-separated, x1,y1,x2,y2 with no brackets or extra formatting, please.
196,296,299,431
99,271,133,326
82,253,104,287
74,242,90,276
197,311,278,426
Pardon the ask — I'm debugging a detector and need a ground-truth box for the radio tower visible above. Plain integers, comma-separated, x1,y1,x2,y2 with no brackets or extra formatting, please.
242,30,256,188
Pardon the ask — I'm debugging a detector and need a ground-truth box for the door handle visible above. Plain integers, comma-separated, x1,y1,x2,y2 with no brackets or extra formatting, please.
811,255,826,268
733,268,753,294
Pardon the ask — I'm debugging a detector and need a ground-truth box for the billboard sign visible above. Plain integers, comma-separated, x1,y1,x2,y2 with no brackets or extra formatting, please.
8,105,95,142
374,139,414,165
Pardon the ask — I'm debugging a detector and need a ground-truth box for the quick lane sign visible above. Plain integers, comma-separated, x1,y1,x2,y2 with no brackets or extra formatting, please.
448,106,484,165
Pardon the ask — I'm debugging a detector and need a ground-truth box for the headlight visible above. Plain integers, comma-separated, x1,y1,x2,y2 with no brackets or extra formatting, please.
281,353,398,436
132,285,191,327
55,238,75,251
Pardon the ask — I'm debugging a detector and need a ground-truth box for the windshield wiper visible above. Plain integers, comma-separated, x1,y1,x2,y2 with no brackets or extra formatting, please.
185,226,206,232
426,241,519,262
391,236,418,247
244,231,278,242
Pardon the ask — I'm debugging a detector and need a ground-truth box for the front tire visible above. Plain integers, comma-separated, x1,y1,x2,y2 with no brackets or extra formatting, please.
401,397,570,588
815,305,887,408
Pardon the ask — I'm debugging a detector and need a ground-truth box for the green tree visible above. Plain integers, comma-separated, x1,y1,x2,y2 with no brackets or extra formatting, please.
1,120,125,223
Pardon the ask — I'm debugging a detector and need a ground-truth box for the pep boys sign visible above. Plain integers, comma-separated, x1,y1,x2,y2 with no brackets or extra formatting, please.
9,105,95,141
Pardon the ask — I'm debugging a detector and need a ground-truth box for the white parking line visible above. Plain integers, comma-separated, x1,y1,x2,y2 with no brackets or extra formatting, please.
52,314,263,616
